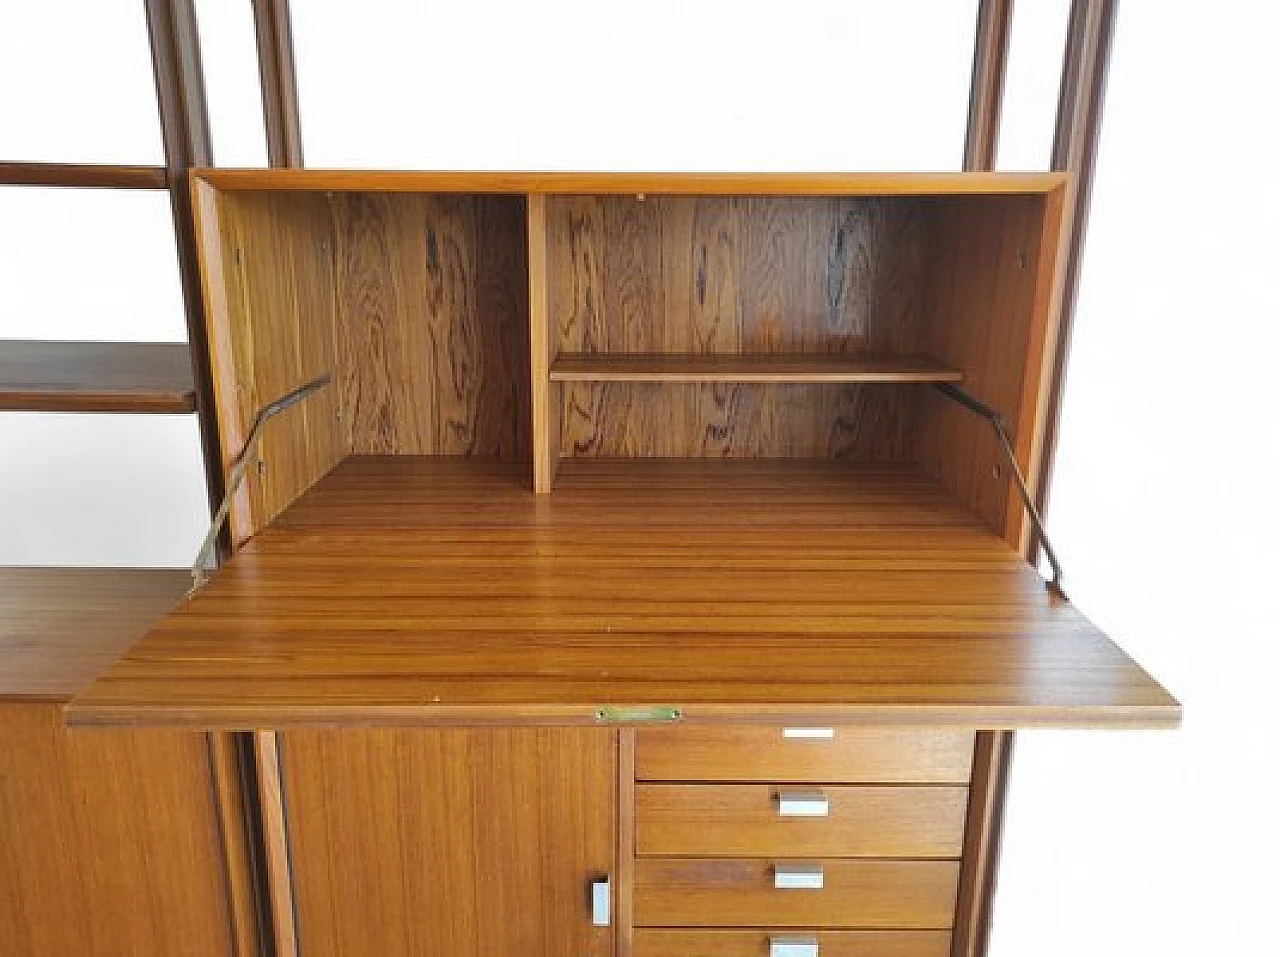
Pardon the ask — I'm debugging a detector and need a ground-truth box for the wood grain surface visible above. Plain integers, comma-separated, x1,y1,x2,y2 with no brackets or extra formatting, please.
635,784,968,858
193,170,1067,196
548,196,931,459
634,930,953,957
0,567,189,699
913,191,1067,545
0,703,232,956
633,858,960,929
278,728,614,957
0,340,195,414
202,185,345,540
0,161,168,189
332,192,529,458
635,728,975,784
68,457,1180,729
550,353,962,383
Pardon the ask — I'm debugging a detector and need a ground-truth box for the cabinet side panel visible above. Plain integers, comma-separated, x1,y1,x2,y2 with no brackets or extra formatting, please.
278,728,615,957
914,194,1056,543
0,703,233,956
548,196,929,459
214,190,345,539
333,193,530,459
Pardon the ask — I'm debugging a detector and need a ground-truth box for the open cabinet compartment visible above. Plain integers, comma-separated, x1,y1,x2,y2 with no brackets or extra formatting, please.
193,179,532,541
194,172,1066,549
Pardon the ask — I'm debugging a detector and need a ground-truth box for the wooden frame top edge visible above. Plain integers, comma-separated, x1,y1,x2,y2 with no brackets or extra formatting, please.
189,169,1069,196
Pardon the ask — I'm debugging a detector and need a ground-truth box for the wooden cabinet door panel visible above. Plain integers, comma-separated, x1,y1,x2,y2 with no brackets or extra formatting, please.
278,728,615,957
0,703,232,957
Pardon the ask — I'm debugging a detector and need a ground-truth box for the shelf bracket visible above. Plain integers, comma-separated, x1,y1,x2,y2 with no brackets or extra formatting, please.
932,383,1066,597
190,373,333,591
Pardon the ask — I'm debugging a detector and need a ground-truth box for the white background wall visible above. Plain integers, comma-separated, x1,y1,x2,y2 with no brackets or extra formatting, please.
1,2,1277,954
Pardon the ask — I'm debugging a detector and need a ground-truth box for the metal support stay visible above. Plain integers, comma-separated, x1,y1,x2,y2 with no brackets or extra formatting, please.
190,373,332,590
933,383,1066,597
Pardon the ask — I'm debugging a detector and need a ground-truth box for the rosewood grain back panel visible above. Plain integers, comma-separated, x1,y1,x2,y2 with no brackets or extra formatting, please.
331,192,531,459
547,196,931,458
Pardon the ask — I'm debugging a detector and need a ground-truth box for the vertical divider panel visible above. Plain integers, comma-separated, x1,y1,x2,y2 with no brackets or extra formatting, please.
528,192,560,493
616,730,636,957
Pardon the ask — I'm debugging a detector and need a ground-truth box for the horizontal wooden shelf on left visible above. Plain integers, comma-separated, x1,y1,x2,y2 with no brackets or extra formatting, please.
0,340,196,413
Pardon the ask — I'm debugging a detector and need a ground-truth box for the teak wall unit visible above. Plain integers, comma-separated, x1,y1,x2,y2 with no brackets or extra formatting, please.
1,3,1150,956
63,170,1179,957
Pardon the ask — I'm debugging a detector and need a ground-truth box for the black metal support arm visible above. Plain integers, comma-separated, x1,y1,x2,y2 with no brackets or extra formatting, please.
933,383,1066,598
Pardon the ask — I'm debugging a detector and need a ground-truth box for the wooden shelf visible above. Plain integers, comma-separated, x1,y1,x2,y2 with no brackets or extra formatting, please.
0,341,196,413
68,456,1179,730
549,353,963,384
0,568,190,700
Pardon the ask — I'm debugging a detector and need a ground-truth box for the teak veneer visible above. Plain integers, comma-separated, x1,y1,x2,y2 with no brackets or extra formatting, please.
0,568,234,956
69,457,1176,729
0,340,197,414
55,170,1178,957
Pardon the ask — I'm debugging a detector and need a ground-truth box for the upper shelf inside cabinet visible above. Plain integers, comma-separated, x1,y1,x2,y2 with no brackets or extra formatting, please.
550,352,963,383
0,340,196,414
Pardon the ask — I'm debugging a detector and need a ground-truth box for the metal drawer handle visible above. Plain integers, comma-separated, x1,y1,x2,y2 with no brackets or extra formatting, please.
777,790,829,818
782,727,834,739
770,937,819,957
591,876,610,926
773,863,824,890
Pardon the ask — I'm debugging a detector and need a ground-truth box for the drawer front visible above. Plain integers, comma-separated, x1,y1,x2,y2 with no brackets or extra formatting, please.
634,858,959,929
635,728,974,783
636,784,967,858
634,929,953,957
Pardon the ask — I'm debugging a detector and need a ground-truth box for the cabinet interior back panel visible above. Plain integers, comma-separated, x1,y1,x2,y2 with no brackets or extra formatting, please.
546,196,931,458
332,192,531,459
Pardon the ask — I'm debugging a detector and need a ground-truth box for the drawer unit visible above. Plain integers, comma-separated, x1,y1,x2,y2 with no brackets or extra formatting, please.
633,929,953,957
635,728,975,783
636,784,968,858
633,858,960,929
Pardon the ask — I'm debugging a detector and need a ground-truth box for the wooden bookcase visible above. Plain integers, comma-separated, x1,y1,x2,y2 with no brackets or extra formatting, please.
65,170,1178,957
1,4,1147,957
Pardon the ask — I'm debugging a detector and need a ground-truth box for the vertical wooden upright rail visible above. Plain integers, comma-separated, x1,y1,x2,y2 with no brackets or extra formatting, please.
144,0,223,515
252,0,305,168
1036,0,1119,514
952,4,1016,957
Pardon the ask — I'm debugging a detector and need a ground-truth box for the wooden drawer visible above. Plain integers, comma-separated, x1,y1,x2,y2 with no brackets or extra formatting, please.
634,858,959,929
635,728,974,783
634,929,953,957
636,784,967,858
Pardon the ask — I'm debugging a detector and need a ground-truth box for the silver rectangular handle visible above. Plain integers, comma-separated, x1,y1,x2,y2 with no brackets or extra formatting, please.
773,863,824,890
782,727,834,739
770,938,819,957
777,790,829,817
591,877,610,926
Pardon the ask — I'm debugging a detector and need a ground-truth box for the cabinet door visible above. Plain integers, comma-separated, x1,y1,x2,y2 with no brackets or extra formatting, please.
278,728,616,957
0,703,232,957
